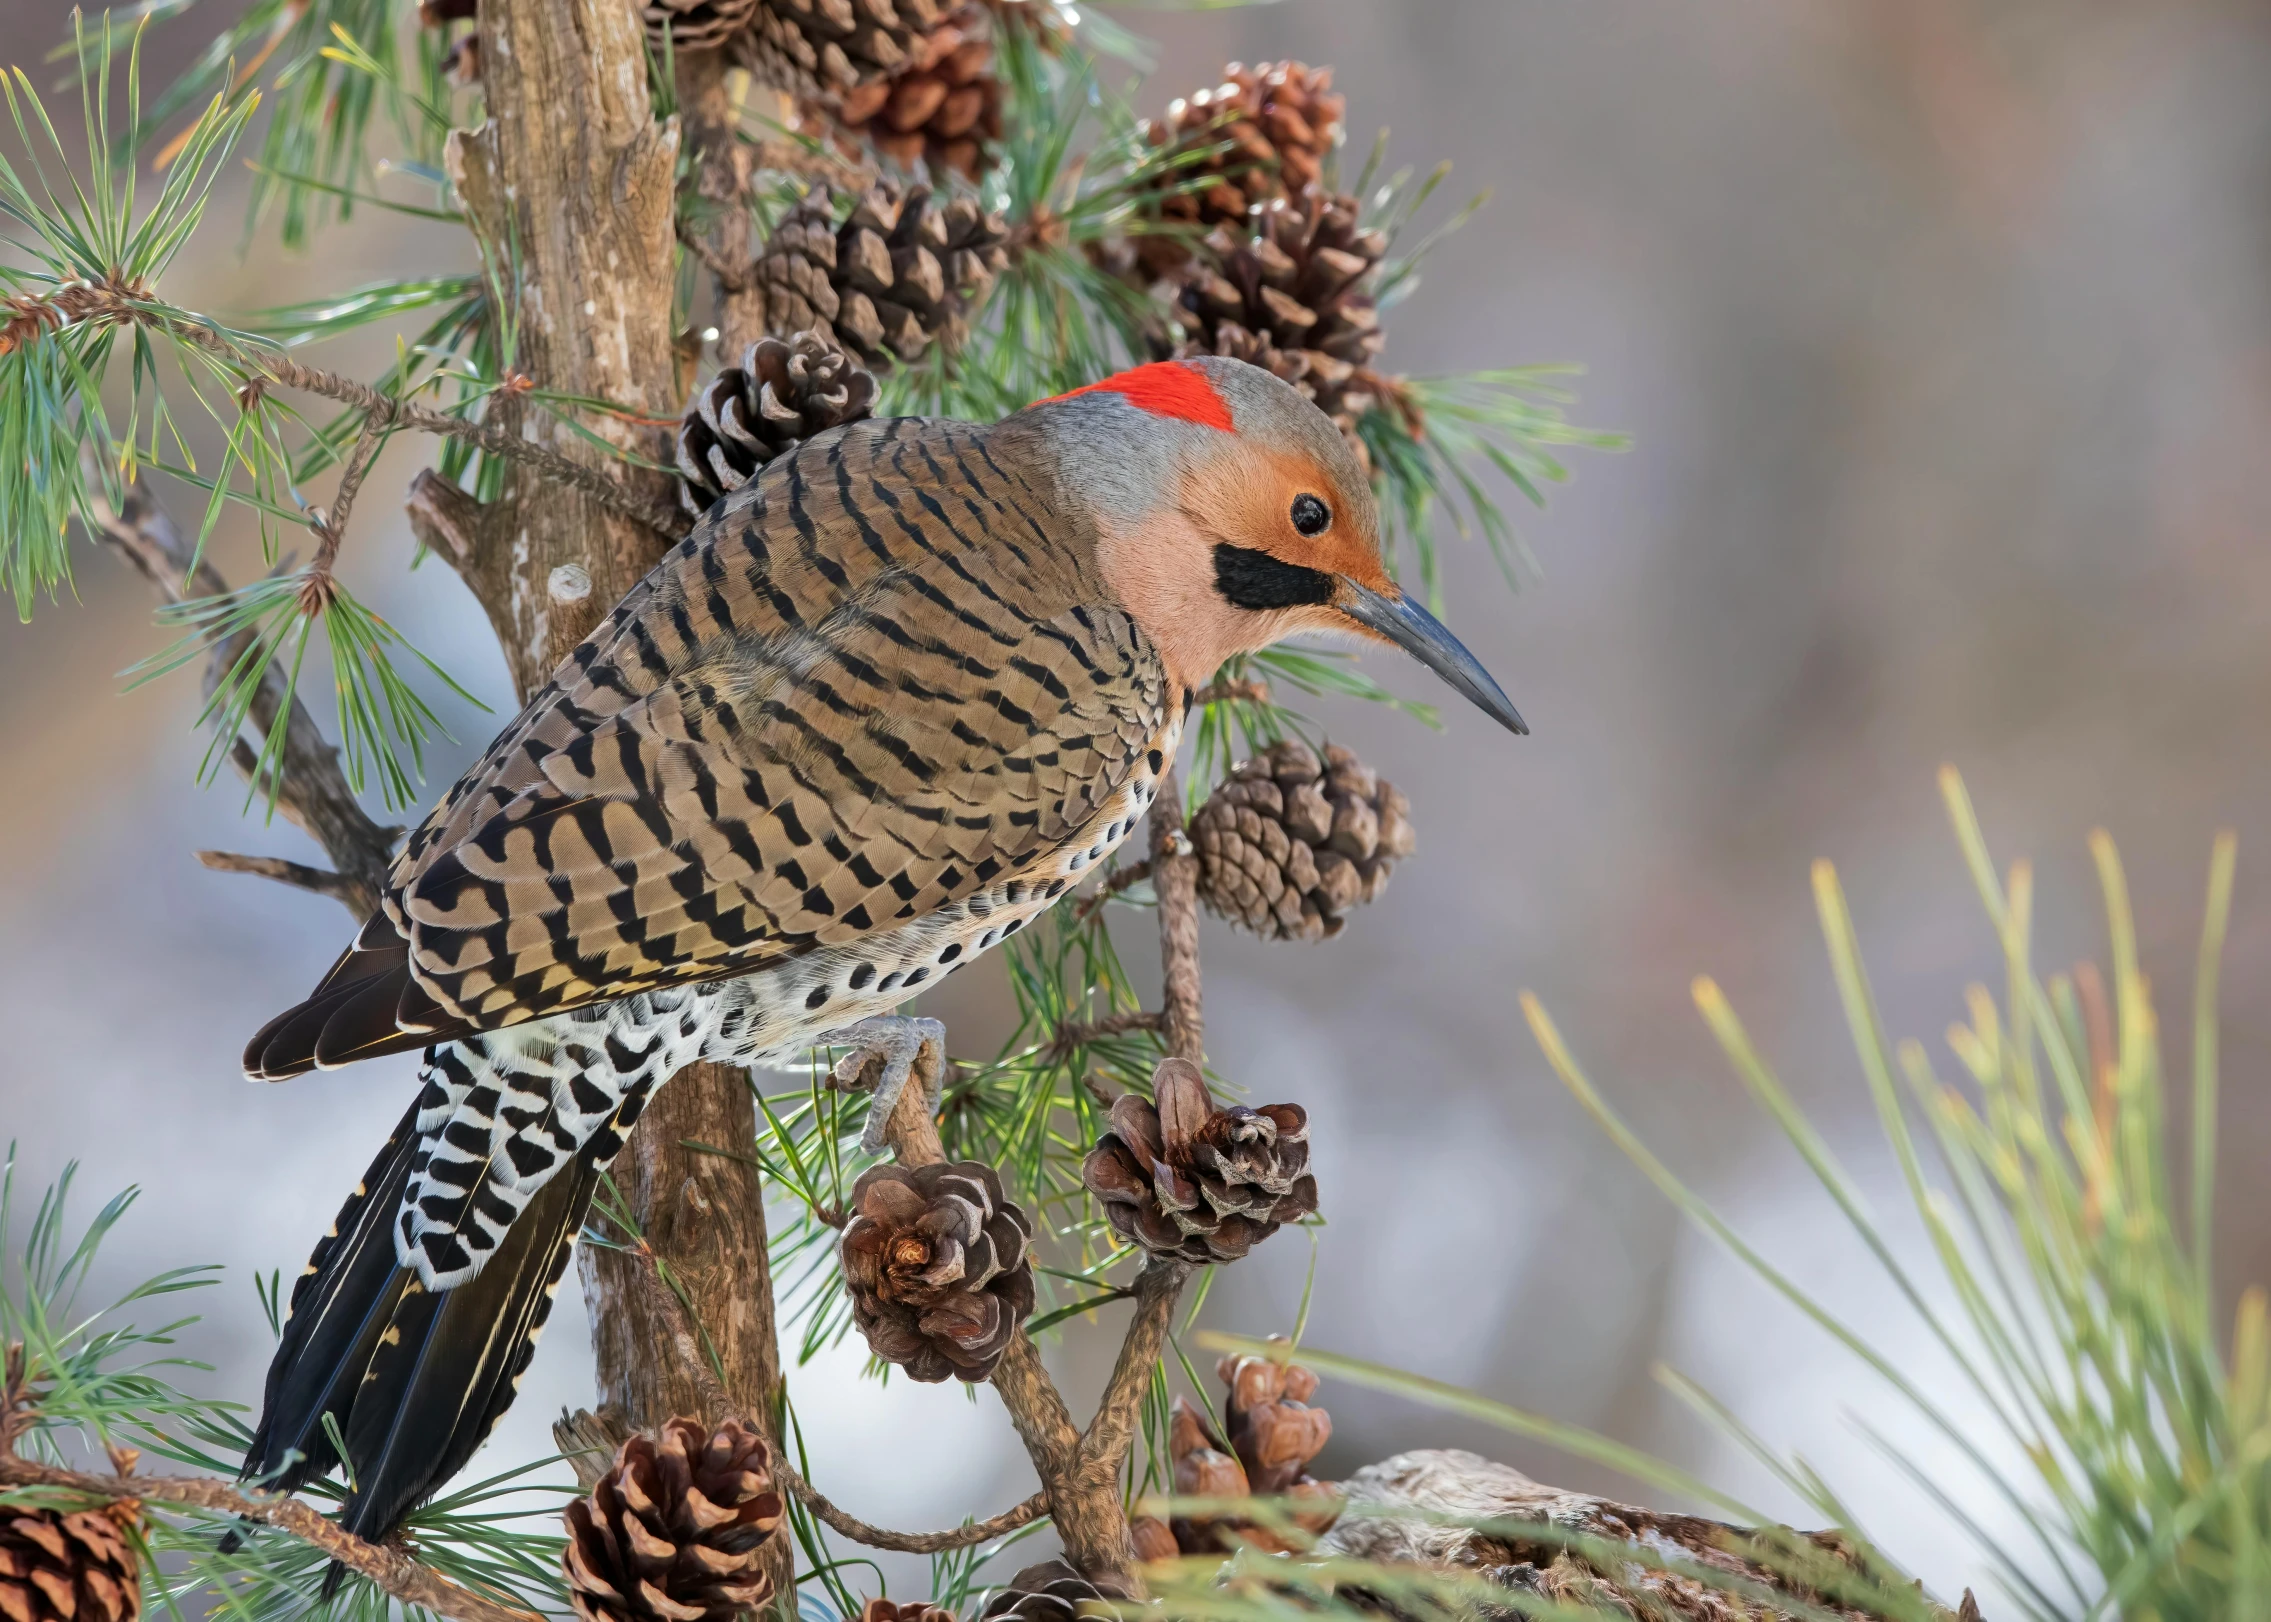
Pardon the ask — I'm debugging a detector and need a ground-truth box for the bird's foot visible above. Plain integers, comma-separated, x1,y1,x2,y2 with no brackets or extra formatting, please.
821,1016,947,1153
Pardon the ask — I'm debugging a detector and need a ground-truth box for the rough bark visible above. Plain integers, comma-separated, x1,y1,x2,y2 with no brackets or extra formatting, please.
444,0,680,688
677,51,768,361
1322,1450,1940,1622
433,6,789,1611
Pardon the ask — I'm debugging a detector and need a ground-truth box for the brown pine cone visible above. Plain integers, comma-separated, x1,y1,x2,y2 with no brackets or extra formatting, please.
1163,1360,1339,1555
754,183,1010,371
1137,62,1345,274
1165,191,1390,466
1190,739,1412,942
417,0,482,86
1219,1345,1332,1493
860,1601,958,1622
976,1562,1111,1622
841,1161,1036,1382
816,8,1003,181
735,0,944,98
0,1507,141,1622
675,330,879,514
639,0,757,53
1081,1058,1317,1265
562,1417,785,1622
1128,1515,1179,1563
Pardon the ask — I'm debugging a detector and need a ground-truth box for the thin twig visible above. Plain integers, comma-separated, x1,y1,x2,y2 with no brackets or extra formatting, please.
196,851,374,910
1040,1010,1163,1066
83,461,399,916
1079,1256,1193,1473
301,409,395,610
1149,763,1206,1064
784,1472,1048,1555
1192,676,1270,708
27,286,683,536
1072,858,1153,924
0,1454,539,1622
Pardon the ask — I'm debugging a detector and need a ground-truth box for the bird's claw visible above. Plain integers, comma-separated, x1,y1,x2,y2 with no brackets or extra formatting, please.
821,1016,947,1153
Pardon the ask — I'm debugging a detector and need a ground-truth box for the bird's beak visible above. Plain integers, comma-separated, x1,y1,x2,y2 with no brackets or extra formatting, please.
1336,578,1529,736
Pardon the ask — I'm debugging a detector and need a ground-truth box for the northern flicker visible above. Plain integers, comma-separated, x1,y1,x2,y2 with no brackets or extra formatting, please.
237,356,1524,1546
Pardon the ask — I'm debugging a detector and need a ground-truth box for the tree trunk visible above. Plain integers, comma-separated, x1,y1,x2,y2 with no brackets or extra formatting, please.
438,6,790,1609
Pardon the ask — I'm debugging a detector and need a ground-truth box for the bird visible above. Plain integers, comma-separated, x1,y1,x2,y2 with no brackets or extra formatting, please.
237,355,1527,1546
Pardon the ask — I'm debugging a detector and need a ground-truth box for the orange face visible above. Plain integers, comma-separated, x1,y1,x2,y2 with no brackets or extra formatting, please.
1182,442,1396,605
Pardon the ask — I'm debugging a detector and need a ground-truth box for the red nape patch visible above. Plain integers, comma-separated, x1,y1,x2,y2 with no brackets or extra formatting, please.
1038,362,1235,432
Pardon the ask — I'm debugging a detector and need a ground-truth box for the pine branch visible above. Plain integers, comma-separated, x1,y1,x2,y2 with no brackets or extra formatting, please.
13,281,682,537
1042,1009,1164,1065
0,1454,540,1622
84,463,398,914
194,850,375,909
1151,763,1206,1064
1077,1255,1192,1474
1072,859,1152,923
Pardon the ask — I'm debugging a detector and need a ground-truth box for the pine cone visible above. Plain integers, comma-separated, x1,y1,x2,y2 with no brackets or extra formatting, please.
417,0,482,86
1081,1058,1317,1265
0,1507,142,1622
860,1601,958,1622
736,0,944,97
562,1417,785,1622
1218,1345,1332,1493
840,1161,1035,1382
1189,739,1412,942
675,330,879,514
1137,62,1345,273
754,183,1010,371
817,8,1003,181
641,0,759,54
1165,192,1389,466
1161,1356,1339,1555
1127,1515,1179,1564
976,1562,1111,1622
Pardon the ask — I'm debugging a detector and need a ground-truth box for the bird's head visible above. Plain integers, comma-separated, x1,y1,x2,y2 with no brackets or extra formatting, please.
1013,356,1526,735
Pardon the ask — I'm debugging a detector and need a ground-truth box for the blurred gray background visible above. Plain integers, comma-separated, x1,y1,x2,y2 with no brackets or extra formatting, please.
6,0,2271,1608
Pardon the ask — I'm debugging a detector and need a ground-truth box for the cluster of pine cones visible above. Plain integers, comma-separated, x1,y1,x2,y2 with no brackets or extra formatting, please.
1132,1344,1340,1558
673,180,1009,514
1118,61,1409,469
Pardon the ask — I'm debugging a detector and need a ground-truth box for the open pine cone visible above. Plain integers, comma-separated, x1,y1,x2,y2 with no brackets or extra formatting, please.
754,183,1010,371
861,1601,958,1622
1190,740,1413,942
841,1160,1036,1382
0,1507,141,1622
562,1417,785,1622
976,1562,1111,1622
735,0,944,98
1153,1350,1339,1555
1137,62,1345,274
1081,1058,1317,1265
1164,192,1391,467
813,7,1003,180
1219,1344,1333,1493
675,330,878,514
639,0,757,54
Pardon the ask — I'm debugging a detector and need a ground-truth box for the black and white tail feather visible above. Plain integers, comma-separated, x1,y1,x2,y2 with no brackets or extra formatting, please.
240,1011,687,1546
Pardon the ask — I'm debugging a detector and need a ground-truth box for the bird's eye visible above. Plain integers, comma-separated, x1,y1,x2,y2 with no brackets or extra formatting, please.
1290,493,1331,537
